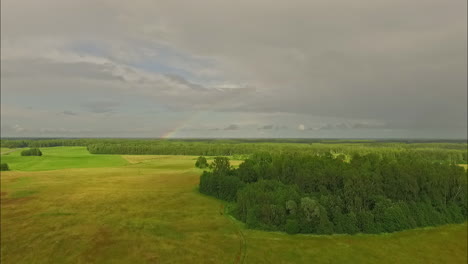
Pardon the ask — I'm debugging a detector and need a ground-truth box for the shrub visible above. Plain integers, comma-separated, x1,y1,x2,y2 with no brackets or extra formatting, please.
0,163,9,171
195,156,209,168
21,148,42,156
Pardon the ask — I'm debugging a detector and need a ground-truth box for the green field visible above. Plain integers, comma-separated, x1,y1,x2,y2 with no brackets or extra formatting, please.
0,147,128,171
1,147,467,263
0,148,13,154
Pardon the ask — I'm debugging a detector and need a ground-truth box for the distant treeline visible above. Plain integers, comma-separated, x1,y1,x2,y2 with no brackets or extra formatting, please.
87,143,467,163
1,138,466,163
199,153,468,234
0,139,117,148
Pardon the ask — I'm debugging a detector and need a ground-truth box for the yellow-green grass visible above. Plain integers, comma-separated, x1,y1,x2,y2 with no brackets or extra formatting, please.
122,155,243,169
0,148,14,154
1,148,467,263
0,148,18,158
0,147,128,171
459,164,467,170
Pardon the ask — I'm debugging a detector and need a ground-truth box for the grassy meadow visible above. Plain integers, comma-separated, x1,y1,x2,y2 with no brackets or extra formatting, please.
1,147,467,263
0,147,128,171
0,148,14,154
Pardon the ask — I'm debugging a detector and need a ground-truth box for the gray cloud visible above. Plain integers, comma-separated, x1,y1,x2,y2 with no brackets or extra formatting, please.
61,110,78,116
0,123,89,135
81,101,121,113
259,125,274,130
1,55,255,112
2,124,29,133
1,0,466,138
313,122,387,130
224,124,240,130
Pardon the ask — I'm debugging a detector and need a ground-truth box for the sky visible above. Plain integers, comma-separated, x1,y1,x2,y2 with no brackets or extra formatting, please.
1,0,467,139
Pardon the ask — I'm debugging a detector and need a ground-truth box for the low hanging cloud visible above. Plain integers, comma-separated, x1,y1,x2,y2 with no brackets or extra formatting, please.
224,124,240,130
38,127,93,134
1,123,90,135
81,100,122,113
61,110,78,116
312,122,387,131
258,124,274,130
1,53,255,112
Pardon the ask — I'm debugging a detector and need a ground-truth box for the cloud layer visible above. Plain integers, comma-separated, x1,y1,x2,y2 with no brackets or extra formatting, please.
1,0,466,138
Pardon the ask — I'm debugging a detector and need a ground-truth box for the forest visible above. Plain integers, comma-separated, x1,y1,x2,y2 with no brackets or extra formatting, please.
199,152,467,234
3,138,466,163
86,142,467,162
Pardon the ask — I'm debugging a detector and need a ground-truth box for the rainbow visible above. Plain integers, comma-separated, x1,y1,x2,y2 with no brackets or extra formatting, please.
159,89,246,138
160,120,187,139
160,110,205,139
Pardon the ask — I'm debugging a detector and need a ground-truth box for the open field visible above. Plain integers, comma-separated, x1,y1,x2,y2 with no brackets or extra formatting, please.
1,147,467,263
1,148,11,153
0,148,16,155
0,147,128,171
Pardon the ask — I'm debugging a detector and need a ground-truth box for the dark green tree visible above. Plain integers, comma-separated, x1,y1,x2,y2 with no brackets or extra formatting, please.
0,163,9,171
210,157,231,176
195,156,209,168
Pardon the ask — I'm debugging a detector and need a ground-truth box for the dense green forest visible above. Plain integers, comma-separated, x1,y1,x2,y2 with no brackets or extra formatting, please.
86,142,467,162
199,153,467,234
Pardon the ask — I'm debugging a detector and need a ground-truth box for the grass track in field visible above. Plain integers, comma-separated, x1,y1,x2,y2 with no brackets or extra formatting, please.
1,147,467,263
1,148,12,153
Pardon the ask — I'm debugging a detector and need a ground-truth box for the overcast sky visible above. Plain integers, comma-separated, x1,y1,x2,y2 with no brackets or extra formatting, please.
1,0,466,138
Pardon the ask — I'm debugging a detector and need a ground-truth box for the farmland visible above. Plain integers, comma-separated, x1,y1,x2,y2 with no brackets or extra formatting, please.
1,145,467,263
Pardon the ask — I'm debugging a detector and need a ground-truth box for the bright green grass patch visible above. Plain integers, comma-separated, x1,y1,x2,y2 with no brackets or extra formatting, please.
1,154,466,263
0,147,128,171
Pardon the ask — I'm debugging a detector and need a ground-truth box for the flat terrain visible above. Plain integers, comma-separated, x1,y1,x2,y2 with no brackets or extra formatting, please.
0,148,16,155
0,147,128,171
1,147,467,263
